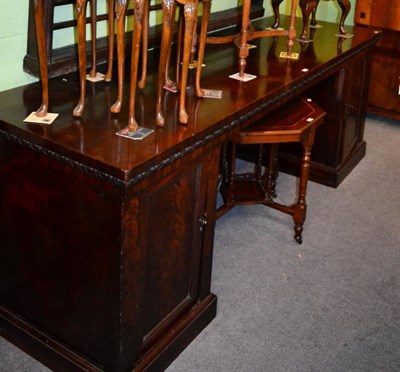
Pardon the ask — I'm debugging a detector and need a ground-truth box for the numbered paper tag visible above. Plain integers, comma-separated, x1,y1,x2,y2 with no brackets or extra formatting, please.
86,72,105,82
229,72,257,82
202,89,223,99
24,112,59,125
265,27,284,31
297,38,314,44
163,84,178,93
188,61,206,69
335,33,353,39
279,51,299,60
116,126,154,140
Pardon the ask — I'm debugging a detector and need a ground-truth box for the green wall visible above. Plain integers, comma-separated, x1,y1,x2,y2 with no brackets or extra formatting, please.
0,0,354,92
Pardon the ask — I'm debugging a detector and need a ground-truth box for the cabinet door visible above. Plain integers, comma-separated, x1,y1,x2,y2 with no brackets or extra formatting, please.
367,53,400,117
123,146,220,356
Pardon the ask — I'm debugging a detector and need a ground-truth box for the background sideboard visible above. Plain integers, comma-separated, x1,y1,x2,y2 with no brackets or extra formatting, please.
354,0,400,120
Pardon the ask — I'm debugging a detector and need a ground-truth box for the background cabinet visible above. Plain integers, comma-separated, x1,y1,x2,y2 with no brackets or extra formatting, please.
354,0,400,120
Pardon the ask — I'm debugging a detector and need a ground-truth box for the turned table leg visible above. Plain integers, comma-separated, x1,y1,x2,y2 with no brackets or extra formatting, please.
293,127,316,244
286,0,298,54
265,144,279,199
237,0,251,77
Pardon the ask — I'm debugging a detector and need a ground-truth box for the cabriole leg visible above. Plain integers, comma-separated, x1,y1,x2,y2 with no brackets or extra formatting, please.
33,0,49,117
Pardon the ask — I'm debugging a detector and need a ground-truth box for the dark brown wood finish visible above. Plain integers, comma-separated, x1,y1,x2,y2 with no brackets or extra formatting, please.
354,0,400,120
1,17,379,371
219,97,326,244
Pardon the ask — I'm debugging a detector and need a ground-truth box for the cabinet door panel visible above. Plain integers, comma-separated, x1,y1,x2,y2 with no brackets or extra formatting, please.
136,159,207,349
368,55,400,114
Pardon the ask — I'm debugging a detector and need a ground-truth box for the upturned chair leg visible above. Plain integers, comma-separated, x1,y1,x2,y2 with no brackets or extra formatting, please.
195,0,211,98
88,0,98,78
111,0,128,114
179,2,198,124
105,0,115,82
33,0,49,117
73,0,88,117
310,0,320,27
156,0,176,127
299,0,318,40
175,10,184,89
138,0,150,89
286,0,298,54
271,0,285,29
127,0,145,132
337,0,351,36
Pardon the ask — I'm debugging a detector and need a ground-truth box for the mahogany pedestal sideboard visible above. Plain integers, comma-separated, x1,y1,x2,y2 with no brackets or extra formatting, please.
0,17,380,371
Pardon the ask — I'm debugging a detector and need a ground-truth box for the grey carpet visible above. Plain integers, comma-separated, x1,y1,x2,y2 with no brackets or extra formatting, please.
1,114,399,372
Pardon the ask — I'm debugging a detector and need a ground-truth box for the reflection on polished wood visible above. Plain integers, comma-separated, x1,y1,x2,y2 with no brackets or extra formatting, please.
0,17,380,371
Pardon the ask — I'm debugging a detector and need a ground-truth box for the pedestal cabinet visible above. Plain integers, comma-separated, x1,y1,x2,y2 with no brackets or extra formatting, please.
293,48,370,187
271,43,373,188
0,127,219,371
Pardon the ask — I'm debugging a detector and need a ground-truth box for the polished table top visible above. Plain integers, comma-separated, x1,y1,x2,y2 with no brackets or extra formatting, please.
0,16,380,185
